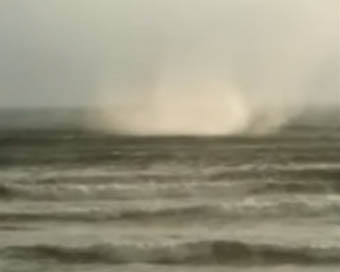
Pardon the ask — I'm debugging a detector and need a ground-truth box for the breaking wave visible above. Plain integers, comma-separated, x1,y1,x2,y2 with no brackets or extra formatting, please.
1,166,340,201
2,198,340,222
0,182,237,201
2,240,340,266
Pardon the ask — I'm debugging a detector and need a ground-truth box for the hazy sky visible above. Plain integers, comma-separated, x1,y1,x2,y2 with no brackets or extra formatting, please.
0,0,338,109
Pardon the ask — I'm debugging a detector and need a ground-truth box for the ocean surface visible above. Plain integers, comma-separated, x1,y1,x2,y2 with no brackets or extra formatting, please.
0,109,340,272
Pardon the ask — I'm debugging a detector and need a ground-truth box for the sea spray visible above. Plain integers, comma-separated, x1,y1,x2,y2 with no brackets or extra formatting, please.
87,0,336,135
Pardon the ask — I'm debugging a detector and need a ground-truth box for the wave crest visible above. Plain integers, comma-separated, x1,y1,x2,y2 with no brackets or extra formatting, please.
2,240,340,265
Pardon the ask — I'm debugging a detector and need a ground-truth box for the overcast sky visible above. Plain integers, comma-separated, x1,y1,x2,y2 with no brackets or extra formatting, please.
0,0,338,108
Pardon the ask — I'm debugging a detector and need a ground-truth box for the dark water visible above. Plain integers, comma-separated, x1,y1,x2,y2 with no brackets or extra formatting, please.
0,110,340,271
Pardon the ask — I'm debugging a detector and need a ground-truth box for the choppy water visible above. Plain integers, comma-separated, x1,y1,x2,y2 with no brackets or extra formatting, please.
0,112,340,271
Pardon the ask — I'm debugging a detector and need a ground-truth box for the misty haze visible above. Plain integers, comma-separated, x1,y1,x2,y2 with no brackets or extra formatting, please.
0,1,339,272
